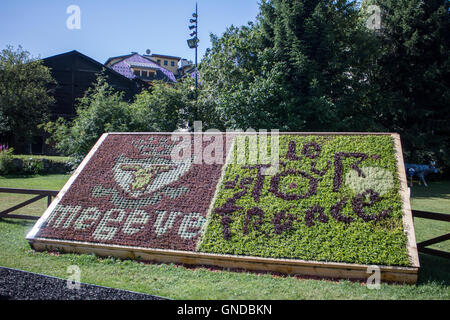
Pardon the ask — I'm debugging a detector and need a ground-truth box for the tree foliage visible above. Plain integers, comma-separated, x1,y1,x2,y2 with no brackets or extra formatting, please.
200,1,380,132
373,0,450,167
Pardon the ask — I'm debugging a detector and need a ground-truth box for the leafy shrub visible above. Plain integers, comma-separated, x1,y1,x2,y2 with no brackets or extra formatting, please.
22,158,45,175
0,145,15,175
0,151,71,176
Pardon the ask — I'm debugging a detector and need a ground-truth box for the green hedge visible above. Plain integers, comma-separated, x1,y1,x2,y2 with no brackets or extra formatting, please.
198,135,411,267
0,154,71,176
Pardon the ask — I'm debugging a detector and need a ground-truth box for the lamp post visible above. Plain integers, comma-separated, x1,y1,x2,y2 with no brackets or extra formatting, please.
187,2,199,101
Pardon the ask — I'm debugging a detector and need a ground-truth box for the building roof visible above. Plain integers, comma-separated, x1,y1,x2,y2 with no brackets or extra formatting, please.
40,50,144,120
150,53,182,60
108,53,176,83
127,61,160,70
104,54,134,66
42,50,141,87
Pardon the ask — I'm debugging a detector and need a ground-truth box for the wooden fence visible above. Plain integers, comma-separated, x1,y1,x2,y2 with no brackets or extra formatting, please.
0,188,58,221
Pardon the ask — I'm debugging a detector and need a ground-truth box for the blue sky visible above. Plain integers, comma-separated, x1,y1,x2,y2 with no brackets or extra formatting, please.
0,0,260,64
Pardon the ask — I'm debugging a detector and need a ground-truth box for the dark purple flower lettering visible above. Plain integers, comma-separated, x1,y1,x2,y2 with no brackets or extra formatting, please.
330,197,353,224
304,205,328,227
272,210,295,234
243,207,265,235
333,152,369,192
286,141,301,160
270,169,318,200
352,189,391,222
302,142,321,159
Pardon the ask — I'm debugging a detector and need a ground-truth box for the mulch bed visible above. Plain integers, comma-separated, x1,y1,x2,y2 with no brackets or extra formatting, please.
0,267,168,300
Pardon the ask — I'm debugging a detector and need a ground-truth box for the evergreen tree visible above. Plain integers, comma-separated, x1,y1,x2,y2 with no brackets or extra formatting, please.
201,0,373,131
374,0,450,168
258,0,371,131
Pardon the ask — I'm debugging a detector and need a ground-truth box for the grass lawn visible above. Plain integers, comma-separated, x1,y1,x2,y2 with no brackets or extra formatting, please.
0,174,448,300
410,181,450,253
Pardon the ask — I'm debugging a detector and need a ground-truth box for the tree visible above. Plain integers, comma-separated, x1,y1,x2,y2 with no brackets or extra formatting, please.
372,0,450,168
0,45,55,143
200,1,376,132
199,24,286,130
130,79,191,132
258,0,382,131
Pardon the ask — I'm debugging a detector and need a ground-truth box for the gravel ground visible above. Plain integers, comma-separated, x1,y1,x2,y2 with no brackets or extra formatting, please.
0,267,168,300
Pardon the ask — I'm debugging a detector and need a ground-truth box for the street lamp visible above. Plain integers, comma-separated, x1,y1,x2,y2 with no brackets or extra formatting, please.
187,2,199,102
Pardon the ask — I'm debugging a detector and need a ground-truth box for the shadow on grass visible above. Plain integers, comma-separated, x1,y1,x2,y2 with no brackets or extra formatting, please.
410,180,450,201
417,253,450,286
0,218,35,228
0,174,49,179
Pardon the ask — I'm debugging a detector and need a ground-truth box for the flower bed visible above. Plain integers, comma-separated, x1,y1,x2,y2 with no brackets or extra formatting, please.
27,133,418,281
198,135,412,266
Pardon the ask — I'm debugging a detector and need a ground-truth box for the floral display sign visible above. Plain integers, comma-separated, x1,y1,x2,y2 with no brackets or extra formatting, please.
198,134,415,267
27,133,419,282
28,133,230,251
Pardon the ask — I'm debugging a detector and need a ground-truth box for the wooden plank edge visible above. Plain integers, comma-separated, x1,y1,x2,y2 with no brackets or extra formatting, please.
26,133,110,240
29,237,418,284
412,210,450,221
393,134,420,268
107,132,396,136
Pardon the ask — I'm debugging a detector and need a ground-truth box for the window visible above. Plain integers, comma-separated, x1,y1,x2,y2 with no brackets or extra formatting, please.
157,60,161,65
164,60,168,66
133,69,140,76
171,61,175,67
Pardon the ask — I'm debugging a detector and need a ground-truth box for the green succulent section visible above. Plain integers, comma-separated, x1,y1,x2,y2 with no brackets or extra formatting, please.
198,135,411,267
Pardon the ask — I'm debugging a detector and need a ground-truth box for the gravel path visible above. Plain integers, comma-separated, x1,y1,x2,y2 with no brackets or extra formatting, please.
0,267,168,300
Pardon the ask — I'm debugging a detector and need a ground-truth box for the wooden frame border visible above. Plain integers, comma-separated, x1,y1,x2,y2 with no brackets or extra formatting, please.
26,132,419,284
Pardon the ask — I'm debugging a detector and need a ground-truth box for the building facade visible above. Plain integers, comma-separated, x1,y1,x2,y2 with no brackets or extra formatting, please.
105,52,177,83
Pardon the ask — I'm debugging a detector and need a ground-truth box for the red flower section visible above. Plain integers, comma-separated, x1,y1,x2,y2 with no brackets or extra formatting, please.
36,134,231,251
